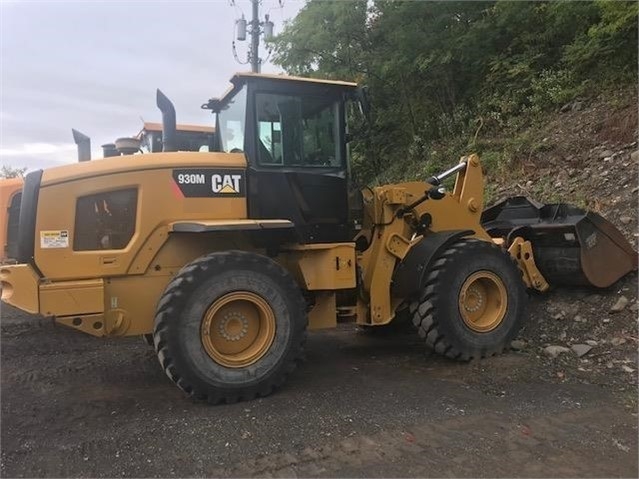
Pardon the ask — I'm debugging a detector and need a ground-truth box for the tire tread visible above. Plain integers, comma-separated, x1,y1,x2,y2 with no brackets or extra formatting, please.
153,250,307,404
410,239,526,361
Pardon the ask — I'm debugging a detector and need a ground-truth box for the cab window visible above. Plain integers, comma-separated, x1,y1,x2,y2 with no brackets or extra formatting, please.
256,92,341,167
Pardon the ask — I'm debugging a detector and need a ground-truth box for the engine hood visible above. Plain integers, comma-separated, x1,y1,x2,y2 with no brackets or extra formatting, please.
41,152,246,187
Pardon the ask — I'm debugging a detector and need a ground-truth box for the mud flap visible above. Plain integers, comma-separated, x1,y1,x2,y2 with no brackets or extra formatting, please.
482,196,638,288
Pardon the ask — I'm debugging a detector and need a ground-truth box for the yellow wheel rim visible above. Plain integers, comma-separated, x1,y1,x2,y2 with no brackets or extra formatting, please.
458,271,507,333
201,292,276,368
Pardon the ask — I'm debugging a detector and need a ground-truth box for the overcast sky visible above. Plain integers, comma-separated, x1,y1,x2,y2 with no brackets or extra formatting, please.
0,0,303,171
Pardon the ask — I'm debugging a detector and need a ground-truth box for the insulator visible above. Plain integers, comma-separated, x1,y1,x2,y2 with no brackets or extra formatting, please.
263,20,274,40
236,16,247,41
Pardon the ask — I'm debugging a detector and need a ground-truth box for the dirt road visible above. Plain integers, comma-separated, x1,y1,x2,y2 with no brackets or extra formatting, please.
1,291,637,478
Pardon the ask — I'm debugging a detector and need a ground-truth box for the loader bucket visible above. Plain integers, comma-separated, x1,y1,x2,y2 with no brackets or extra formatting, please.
482,196,637,288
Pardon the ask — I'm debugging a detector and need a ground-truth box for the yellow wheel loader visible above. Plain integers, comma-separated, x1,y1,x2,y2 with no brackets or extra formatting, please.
1,73,636,403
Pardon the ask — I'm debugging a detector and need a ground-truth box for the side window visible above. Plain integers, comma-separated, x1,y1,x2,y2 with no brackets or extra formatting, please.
256,93,340,167
218,87,247,153
74,189,138,251
259,120,283,164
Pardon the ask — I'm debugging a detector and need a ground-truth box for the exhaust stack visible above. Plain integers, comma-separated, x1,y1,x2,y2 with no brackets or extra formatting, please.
156,89,177,152
71,129,91,162
101,143,119,158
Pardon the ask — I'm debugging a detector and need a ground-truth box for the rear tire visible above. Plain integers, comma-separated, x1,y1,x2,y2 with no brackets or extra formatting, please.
153,251,307,403
410,239,526,360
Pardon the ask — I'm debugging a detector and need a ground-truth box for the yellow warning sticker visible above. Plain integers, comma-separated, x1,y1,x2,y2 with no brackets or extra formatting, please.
40,230,69,249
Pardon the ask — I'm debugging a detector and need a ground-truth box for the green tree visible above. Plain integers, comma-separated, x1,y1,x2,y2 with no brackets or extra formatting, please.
0,165,27,179
270,0,638,185
564,0,638,81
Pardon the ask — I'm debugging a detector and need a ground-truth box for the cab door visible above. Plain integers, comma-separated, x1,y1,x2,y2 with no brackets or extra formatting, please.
246,89,350,243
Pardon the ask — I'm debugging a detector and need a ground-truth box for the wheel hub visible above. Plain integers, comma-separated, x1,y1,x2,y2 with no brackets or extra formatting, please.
201,291,276,368
218,313,249,341
459,271,507,332
463,286,484,313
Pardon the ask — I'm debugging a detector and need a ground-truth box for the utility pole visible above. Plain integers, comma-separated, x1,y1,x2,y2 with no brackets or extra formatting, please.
250,0,260,73
233,0,275,73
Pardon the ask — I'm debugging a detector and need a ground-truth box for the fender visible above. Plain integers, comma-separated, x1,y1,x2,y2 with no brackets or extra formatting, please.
168,219,299,257
169,219,294,233
391,229,474,299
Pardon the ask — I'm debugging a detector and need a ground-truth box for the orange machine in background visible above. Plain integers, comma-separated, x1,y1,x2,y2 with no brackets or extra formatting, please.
0,177,23,263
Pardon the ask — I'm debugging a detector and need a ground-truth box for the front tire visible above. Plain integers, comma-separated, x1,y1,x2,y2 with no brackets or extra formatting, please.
410,239,526,360
153,251,307,403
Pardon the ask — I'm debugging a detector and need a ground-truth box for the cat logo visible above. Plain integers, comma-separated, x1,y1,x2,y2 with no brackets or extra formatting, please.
172,168,245,198
212,174,242,194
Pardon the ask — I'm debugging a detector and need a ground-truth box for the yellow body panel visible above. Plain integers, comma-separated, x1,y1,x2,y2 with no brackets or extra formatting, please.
34,153,247,280
0,264,40,314
101,231,256,336
41,151,245,187
308,292,337,330
103,274,173,336
40,279,104,317
57,314,106,336
281,243,356,291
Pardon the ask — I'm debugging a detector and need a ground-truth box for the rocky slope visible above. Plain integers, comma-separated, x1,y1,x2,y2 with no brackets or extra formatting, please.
485,87,638,409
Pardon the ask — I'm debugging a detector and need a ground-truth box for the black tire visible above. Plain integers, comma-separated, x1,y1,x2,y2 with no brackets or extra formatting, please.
153,251,307,403
410,239,527,360
141,334,154,347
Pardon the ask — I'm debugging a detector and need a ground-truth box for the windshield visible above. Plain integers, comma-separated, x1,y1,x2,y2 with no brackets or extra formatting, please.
217,87,247,153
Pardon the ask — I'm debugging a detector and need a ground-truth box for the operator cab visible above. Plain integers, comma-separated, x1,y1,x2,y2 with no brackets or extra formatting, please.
138,122,215,153
203,73,359,244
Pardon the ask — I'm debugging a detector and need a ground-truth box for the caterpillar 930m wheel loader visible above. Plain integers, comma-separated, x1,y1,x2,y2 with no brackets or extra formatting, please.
1,73,636,403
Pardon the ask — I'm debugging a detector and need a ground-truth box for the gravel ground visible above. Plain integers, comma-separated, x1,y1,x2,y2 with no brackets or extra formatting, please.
1,297,637,478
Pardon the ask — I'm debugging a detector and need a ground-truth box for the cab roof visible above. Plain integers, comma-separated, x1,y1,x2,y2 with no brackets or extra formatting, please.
232,72,358,88
137,122,214,139
202,72,358,111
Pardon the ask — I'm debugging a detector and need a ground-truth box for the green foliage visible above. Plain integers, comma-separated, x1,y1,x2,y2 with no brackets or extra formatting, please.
527,69,584,113
565,0,638,80
271,0,638,185
270,0,370,79
0,165,27,179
